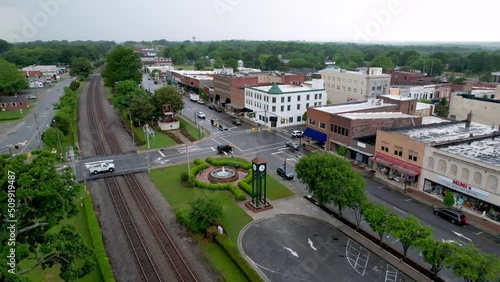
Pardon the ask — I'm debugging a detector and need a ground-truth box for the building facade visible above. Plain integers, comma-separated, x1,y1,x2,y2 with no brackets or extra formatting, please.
170,70,214,93
244,80,325,128
422,136,500,223
213,71,305,111
449,93,500,126
373,121,497,193
0,95,28,111
321,67,391,105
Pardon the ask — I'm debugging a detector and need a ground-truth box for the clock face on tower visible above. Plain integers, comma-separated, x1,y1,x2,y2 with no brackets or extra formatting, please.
259,164,266,172
252,164,257,171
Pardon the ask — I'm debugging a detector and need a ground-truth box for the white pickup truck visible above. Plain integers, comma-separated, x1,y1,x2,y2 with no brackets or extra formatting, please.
85,160,115,175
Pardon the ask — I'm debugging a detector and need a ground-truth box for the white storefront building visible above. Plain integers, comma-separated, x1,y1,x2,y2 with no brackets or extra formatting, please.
244,80,326,128
421,136,500,223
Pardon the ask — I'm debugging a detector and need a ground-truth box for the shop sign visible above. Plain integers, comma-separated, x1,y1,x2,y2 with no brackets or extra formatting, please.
437,176,489,201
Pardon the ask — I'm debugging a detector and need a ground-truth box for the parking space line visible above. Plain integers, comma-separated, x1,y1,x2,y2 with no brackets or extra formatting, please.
392,206,408,215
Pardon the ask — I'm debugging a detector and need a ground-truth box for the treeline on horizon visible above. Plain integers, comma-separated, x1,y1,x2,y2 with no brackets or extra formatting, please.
1,39,500,78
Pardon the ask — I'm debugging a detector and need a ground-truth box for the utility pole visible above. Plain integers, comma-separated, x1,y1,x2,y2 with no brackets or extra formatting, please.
186,143,190,179
129,112,134,144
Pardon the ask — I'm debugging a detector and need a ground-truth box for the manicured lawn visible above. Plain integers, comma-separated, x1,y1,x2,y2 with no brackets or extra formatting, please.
0,105,33,122
177,116,204,140
149,163,255,282
201,242,247,282
137,130,177,149
265,175,295,200
18,188,104,282
208,157,295,200
149,163,252,243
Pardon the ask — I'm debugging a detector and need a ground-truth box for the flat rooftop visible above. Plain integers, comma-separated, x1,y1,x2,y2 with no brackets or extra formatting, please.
315,100,394,114
422,116,450,125
438,137,500,167
416,102,432,110
184,75,213,80
338,112,417,120
248,84,323,93
394,122,496,144
380,94,416,101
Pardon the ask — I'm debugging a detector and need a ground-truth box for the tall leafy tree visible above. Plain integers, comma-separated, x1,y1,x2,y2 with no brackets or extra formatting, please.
390,214,432,258
363,203,398,244
295,153,366,216
447,244,500,282
70,57,92,79
0,59,28,94
150,86,184,117
112,80,146,110
368,54,395,70
0,39,11,54
187,197,223,235
416,237,457,276
264,55,281,70
101,46,141,86
128,94,155,124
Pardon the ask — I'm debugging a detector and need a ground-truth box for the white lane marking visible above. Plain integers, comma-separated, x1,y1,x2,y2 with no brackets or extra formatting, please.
452,231,472,242
392,206,408,215
308,238,317,251
158,150,165,157
391,239,400,244
283,247,299,258
210,147,216,151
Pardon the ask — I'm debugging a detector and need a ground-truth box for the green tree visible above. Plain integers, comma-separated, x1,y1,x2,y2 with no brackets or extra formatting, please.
479,72,492,82
101,46,142,87
195,57,210,70
0,39,11,54
53,112,71,136
128,94,155,125
150,86,184,117
302,112,307,121
390,214,433,258
352,194,370,229
0,59,29,94
368,54,395,70
363,203,398,244
112,80,146,110
224,58,238,72
42,127,61,150
295,153,366,216
337,146,346,158
264,55,281,70
443,191,455,206
416,237,457,276
187,197,223,235
447,244,500,282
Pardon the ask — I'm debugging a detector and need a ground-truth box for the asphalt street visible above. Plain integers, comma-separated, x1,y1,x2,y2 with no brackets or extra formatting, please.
1,77,72,154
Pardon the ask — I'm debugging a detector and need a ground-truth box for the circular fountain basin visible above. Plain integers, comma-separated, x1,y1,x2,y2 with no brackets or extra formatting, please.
207,166,239,183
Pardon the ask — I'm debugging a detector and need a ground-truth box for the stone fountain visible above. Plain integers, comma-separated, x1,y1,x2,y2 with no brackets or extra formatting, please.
207,166,239,183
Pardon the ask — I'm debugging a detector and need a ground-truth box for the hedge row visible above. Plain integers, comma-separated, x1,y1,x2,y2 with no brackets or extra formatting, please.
238,170,254,196
214,234,263,282
205,157,252,170
190,159,246,200
84,196,116,282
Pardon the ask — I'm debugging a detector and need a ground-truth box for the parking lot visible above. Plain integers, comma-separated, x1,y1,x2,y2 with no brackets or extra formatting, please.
240,215,410,282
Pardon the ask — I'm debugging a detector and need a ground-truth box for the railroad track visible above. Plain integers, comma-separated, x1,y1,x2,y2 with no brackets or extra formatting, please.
86,76,197,281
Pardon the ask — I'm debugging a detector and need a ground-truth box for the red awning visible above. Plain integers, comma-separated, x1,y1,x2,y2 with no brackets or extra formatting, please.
372,153,421,176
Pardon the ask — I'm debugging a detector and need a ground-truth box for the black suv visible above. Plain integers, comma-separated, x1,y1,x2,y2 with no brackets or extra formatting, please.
433,208,467,226
277,166,294,180
232,118,242,125
217,144,232,154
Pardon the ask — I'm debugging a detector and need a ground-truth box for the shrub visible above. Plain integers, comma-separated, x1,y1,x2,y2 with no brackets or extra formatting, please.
69,80,80,91
444,191,455,206
180,171,189,182
187,178,196,188
175,208,189,226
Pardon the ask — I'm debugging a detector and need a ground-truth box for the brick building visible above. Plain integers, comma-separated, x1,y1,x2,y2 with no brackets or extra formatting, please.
385,69,437,85
305,99,422,166
213,71,304,111
0,95,28,111
170,70,214,93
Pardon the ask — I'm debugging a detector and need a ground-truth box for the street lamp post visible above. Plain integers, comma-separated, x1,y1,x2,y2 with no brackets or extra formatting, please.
404,176,408,193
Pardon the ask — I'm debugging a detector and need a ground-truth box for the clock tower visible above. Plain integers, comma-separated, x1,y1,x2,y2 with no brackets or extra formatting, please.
246,156,273,212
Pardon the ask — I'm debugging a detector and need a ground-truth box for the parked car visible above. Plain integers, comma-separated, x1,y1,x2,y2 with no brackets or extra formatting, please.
218,124,228,131
217,144,232,154
196,111,206,119
285,142,300,150
214,107,223,112
154,80,158,84
208,105,216,110
277,166,295,180
433,208,467,226
197,99,205,105
291,130,303,138
232,118,241,125
27,95,37,100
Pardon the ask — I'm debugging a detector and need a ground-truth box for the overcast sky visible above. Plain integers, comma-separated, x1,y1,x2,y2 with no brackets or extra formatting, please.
1,0,498,43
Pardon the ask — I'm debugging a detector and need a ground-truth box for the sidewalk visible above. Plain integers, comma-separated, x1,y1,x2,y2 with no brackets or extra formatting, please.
350,164,500,236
